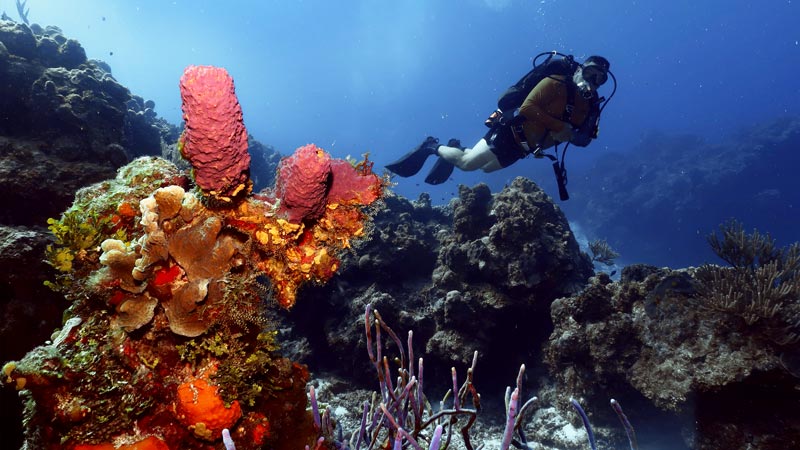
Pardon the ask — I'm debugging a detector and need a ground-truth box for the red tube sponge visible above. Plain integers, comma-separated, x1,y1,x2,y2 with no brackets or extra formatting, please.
179,65,251,205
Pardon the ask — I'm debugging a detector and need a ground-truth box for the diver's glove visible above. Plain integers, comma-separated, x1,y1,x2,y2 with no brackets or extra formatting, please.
551,124,574,143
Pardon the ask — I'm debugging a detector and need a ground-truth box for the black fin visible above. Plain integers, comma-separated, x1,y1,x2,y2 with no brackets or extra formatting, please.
424,157,454,185
386,136,439,177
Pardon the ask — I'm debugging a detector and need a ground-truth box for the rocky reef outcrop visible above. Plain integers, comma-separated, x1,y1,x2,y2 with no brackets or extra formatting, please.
0,19,286,227
545,260,800,448
0,20,176,226
290,177,594,395
0,23,177,446
288,177,800,449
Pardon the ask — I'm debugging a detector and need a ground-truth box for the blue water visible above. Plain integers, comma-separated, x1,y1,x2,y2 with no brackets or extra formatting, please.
23,0,798,205
11,0,796,270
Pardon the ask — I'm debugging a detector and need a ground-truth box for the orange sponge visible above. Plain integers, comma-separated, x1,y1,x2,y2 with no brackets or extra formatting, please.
175,377,242,441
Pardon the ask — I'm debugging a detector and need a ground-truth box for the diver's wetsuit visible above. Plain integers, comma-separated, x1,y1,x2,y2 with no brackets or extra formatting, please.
490,74,597,167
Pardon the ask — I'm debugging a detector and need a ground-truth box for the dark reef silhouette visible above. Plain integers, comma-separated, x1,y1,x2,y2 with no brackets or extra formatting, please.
565,121,800,268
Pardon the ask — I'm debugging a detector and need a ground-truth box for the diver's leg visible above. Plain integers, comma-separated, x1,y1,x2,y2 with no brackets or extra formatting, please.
479,157,504,173
437,138,500,171
424,139,462,185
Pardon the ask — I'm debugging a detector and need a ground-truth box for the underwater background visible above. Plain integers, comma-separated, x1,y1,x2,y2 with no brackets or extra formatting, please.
22,0,800,267
1,1,799,449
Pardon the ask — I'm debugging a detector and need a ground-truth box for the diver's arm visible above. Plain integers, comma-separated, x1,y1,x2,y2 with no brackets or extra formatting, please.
519,77,570,133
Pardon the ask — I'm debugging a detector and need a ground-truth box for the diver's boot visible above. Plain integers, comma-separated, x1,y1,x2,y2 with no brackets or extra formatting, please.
386,136,440,177
424,138,461,185
446,138,464,150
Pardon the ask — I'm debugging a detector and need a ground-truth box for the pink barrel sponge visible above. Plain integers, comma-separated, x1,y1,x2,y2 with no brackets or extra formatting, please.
273,144,383,224
179,65,251,203
274,144,332,223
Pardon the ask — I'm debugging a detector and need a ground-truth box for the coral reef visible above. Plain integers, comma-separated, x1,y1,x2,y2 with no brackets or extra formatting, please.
545,252,800,447
0,24,306,445
288,177,593,394
4,16,799,450
2,63,385,449
289,183,800,449
0,20,167,154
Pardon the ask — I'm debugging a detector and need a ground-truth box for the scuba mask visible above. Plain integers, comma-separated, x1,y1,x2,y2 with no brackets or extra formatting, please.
581,65,608,87
574,65,608,99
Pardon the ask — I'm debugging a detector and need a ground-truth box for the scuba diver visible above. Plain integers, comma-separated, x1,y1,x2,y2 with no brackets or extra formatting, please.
386,53,616,200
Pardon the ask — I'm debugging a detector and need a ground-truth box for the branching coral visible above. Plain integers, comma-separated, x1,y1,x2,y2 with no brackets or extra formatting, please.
15,0,30,24
696,219,800,345
308,304,484,450
706,219,795,271
588,239,620,266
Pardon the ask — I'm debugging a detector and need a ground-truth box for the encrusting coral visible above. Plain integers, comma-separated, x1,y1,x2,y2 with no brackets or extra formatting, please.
2,65,386,449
